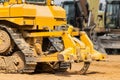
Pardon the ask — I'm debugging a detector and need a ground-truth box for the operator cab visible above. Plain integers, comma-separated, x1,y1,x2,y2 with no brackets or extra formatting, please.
62,0,88,30
105,0,120,29
62,1,75,26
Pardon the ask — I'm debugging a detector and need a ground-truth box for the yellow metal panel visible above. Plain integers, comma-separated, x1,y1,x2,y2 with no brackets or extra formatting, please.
23,4,36,17
10,4,36,17
8,18,24,25
80,31,94,53
72,37,86,49
54,18,66,27
0,18,24,25
0,5,10,17
23,18,35,25
35,6,66,29
37,52,58,62
36,17,55,30
35,6,55,29
9,0,17,4
27,31,64,37
36,6,53,17
49,6,66,18
27,31,80,38
10,4,23,17
0,4,66,28
0,17,35,25
72,31,80,36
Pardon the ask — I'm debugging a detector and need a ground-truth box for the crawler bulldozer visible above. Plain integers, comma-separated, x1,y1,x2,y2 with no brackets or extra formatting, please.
0,0,105,74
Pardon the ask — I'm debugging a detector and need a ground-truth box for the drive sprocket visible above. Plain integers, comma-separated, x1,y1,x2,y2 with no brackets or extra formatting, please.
12,51,25,72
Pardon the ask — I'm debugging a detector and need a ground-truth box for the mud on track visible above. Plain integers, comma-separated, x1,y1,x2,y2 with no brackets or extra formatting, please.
0,55,120,80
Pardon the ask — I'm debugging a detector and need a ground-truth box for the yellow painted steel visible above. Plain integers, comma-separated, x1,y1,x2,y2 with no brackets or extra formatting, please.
26,25,106,61
0,0,66,29
27,31,80,37
27,31,64,37
0,0,106,63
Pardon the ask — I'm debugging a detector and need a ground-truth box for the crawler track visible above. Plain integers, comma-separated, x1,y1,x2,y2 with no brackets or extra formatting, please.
0,25,37,73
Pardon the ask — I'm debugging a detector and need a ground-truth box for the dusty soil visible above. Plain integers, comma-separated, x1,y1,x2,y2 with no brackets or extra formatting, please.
0,55,120,80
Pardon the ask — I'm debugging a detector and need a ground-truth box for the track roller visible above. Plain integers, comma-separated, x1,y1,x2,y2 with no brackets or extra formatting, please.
12,51,25,73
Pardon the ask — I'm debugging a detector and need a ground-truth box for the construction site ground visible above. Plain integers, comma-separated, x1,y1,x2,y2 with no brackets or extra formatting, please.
0,55,120,80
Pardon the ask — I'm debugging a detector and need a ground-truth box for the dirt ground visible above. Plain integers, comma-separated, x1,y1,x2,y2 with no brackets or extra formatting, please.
0,55,120,80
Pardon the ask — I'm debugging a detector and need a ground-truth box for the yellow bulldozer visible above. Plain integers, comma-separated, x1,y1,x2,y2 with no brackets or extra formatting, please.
0,0,105,74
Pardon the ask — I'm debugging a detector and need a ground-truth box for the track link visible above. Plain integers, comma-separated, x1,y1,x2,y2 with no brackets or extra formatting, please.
0,25,37,73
